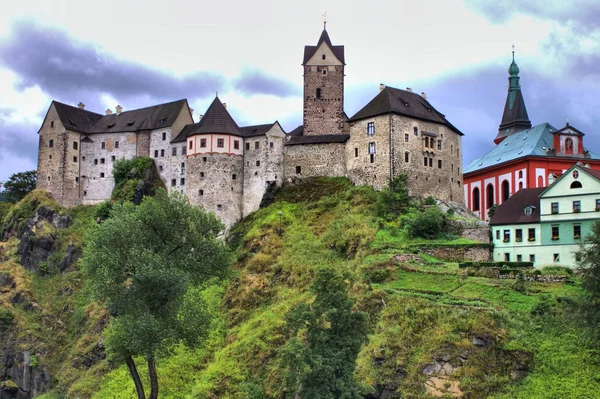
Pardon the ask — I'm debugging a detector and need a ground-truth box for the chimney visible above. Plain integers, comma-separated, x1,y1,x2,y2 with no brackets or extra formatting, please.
222,103,227,109
379,83,386,92
78,102,85,110
406,87,412,92
105,109,113,115
116,105,123,115
421,92,427,100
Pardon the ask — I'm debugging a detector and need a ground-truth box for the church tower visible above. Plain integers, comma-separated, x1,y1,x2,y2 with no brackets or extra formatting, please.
302,24,345,135
495,50,532,144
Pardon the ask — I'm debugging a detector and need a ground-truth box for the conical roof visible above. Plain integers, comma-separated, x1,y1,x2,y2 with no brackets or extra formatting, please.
184,97,241,137
302,28,345,64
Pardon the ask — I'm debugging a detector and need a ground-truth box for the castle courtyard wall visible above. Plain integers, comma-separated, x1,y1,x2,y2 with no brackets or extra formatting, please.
284,142,347,180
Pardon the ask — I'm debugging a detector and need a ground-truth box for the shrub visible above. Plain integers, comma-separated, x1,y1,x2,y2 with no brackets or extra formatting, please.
94,201,114,222
424,196,436,206
405,206,446,239
376,175,409,220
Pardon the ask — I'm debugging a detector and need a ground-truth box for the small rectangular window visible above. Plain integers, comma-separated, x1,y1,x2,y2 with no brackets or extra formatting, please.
154,150,159,157
437,140,442,150
370,154,375,163
404,152,409,163
162,132,166,141
50,121,54,128
73,142,78,150
101,142,106,149
574,225,581,239
504,253,510,262
181,162,185,169
100,158,105,164
552,225,559,240
429,158,433,167
256,160,260,166
269,142,274,149
217,204,223,210
530,254,535,262
246,142,250,150
172,147,177,156
199,189,204,196
424,157,428,166
517,254,522,262
49,139,54,148
94,159,98,165
551,202,559,214
414,127,418,136
189,141,193,150
217,139,224,148
296,166,301,174
159,165,163,172
182,146,186,155
73,156,77,163
234,140,240,150
554,253,560,262
496,230,500,240
255,141,260,149
354,148,358,158
367,122,375,136
171,179,176,187
503,230,510,242
100,172,105,178
596,199,600,211
232,174,237,180
202,157,207,162
111,156,116,162
438,160,442,169
516,229,522,242
322,54,326,60
528,228,535,241
573,200,581,213
368,142,376,154
115,141,119,149
200,172,205,178
160,149,165,157
49,155,52,160
180,178,185,186
201,139,207,148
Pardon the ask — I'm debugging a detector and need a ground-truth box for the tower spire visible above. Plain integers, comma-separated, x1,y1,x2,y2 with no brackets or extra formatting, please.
494,47,532,144
322,12,327,29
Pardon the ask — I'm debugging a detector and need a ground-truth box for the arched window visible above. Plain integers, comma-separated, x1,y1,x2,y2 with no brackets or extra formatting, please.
570,181,582,189
565,138,573,152
316,88,322,98
518,170,523,178
486,184,495,210
472,187,480,211
537,175,544,188
502,180,510,202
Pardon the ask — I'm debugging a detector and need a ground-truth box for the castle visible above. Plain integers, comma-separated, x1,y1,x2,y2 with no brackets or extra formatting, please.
36,26,464,227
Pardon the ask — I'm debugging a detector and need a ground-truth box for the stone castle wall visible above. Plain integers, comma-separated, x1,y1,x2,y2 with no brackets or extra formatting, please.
303,64,345,135
284,142,347,179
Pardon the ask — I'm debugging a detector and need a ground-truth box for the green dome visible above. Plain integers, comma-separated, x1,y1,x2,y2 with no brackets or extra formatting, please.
508,60,520,76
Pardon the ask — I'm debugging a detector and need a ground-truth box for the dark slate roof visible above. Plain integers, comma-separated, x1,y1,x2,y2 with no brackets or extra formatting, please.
286,134,349,146
241,123,275,138
495,89,531,142
585,168,600,180
489,187,544,225
303,29,345,64
172,124,195,143
180,97,241,138
288,125,304,137
348,86,463,135
50,101,103,134
88,99,188,134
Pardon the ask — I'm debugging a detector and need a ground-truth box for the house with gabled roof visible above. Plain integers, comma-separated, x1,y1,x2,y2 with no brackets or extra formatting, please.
490,164,600,267
463,52,600,220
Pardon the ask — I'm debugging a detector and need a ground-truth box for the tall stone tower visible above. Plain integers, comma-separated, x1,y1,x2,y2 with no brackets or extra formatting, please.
302,25,345,135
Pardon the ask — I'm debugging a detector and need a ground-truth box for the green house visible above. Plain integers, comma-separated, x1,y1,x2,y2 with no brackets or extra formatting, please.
490,164,600,267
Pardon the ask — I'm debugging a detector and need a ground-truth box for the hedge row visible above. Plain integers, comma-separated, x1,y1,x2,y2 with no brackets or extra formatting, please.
459,261,534,269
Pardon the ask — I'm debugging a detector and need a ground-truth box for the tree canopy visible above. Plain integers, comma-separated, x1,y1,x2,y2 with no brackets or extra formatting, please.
0,170,36,203
82,190,230,399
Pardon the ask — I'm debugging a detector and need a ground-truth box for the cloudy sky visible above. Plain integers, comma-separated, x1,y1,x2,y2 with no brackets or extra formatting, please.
1,0,599,182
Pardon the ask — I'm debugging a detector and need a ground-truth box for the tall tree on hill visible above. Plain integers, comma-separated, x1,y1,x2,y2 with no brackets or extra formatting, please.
279,267,369,399
578,220,600,343
82,190,230,399
0,170,36,203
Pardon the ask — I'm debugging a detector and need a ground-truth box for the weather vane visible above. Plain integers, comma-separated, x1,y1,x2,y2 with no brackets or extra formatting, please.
512,44,515,61
322,12,327,29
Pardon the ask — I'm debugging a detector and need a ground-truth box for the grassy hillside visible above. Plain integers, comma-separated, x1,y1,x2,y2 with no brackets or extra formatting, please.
1,179,599,398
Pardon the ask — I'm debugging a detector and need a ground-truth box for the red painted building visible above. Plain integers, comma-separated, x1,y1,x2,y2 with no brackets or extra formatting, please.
463,54,600,220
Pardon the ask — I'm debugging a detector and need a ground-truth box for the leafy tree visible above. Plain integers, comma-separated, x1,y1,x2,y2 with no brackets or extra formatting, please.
578,220,600,343
82,190,230,399
0,170,36,203
405,206,447,239
376,175,410,220
279,267,369,399
488,204,498,219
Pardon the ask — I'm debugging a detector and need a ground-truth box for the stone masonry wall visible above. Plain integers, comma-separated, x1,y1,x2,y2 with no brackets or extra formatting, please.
149,128,173,187
420,246,491,262
167,142,188,195
346,115,392,190
303,64,345,135
186,153,243,229
390,114,464,202
80,132,137,204
242,131,284,217
284,142,347,180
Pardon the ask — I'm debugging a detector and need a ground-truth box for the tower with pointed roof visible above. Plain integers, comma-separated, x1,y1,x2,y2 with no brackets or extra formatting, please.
302,25,345,135
495,51,531,144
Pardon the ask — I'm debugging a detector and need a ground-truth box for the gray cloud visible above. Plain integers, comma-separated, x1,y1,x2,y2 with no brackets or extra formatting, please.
232,69,301,97
0,20,225,106
0,117,39,166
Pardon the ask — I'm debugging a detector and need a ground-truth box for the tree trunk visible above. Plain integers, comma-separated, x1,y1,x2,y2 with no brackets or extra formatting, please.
125,355,146,399
148,355,159,399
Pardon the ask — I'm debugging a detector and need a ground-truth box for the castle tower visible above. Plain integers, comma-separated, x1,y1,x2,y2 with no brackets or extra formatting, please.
302,25,345,135
495,50,532,144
